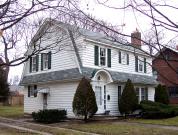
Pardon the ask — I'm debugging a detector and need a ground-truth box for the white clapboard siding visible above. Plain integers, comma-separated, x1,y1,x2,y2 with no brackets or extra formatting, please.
80,40,153,76
24,82,79,116
24,87,43,113
105,83,121,116
148,87,155,101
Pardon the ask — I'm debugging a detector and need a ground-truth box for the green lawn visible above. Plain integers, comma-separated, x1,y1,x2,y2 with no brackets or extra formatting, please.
58,122,178,135
0,106,24,118
129,116,178,126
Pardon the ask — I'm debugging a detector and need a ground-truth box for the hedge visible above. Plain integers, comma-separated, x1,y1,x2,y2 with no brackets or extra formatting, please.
140,100,178,119
32,109,67,123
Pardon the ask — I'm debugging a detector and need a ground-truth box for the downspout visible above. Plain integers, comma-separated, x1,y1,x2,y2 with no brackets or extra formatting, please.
68,29,83,74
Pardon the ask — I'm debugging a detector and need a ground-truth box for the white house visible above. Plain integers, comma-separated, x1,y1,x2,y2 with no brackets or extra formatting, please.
20,20,157,116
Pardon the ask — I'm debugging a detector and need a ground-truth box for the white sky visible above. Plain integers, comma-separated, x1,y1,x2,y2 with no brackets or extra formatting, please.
8,0,178,82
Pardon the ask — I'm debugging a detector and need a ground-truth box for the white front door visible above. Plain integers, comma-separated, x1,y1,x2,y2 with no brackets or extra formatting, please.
95,86,104,114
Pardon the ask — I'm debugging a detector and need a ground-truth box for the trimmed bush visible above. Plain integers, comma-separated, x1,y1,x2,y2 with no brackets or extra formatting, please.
119,79,138,117
32,109,67,123
155,84,169,104
140,100,178,119
73,77,97,122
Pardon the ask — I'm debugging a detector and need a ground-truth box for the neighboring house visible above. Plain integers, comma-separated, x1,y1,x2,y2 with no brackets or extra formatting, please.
20,20,157,116
153,47,178,104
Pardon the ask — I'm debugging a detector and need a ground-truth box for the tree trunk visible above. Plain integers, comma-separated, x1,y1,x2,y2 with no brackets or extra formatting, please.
84,114,88,123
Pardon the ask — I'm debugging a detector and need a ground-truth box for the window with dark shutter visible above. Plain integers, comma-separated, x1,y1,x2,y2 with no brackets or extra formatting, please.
144,58,147,73
29,57,32,73
41,53,43,71
94,46,99,66
36,55,39,71
118,51,121,63
107,48,111,67
145,87,148,100
135,56,138,72
127,54,129,65
34,85,37,97
28,86,30,97
48,51,51,69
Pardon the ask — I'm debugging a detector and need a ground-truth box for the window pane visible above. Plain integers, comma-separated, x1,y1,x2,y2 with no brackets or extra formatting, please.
43,53,49,69
32,57,37,72
95,86,102,105
100,48,106,66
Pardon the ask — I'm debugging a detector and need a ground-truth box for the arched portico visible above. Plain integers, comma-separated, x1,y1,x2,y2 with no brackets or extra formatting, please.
91,69,113,114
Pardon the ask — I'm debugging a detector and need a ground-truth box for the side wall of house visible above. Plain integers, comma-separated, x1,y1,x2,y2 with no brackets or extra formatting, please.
24,81,79,116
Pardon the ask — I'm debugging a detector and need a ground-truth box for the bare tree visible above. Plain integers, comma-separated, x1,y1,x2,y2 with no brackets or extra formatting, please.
0,0,81,80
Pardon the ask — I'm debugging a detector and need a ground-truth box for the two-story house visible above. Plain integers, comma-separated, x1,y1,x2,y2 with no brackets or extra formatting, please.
20,20,157,116
153,47,178,104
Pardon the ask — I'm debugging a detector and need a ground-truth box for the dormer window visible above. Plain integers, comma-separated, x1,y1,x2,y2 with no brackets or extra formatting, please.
138,59,143,72
32,56,37,72
100,48,106,66
41,52,52,70
42,53,49,70
29,55,39,73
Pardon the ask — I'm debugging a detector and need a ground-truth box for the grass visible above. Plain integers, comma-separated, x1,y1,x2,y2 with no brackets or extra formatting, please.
56,122,178,135
0,125,38,135
0,105,24,118
129,116,178,126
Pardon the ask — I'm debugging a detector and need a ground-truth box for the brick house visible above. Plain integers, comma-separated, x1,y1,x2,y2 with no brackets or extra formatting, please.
153,47,178,104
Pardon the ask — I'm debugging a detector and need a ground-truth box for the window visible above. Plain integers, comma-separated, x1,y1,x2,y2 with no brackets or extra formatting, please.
41,52,51,70
135,87,148,102
135,87,139,101
32,56,38,72
168,87,178,97
138,59,143,72
100,48,106,66
141,88,147,101
42,53,49,70
118,51,129,65
28,85,37,97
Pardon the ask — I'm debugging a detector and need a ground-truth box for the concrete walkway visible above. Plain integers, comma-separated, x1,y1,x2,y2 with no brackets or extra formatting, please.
0,117,100,135
0,122,52,135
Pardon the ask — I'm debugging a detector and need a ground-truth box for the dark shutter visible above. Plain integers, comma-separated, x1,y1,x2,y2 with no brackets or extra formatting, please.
107,48,111,67
94,46,99,66
41,53,43,71
118,86,122,104
34,85,37,97
145,87,148,100
144,58,147,73
29,57,32,73
119,51,121,63
127,54,129,65
135,56,138,72
36,55,39,71
48,51,51,69
28,86,30,97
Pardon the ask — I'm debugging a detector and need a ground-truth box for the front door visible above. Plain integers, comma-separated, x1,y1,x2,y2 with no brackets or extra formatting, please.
43,93,47,110
95,86,104,114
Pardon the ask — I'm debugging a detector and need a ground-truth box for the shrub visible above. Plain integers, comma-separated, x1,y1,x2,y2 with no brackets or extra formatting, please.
32,109,67,123
119,79,138,117
73,77,97,122
140,100,178,119
155,84,169,104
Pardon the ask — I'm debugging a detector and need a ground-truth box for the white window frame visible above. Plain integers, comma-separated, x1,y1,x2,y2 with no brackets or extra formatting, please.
118,51,129,65
138,57,144,72
42,53,49,70
99,47,107,66
32,56,37,72
29,86,37,97
135,87,148,102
